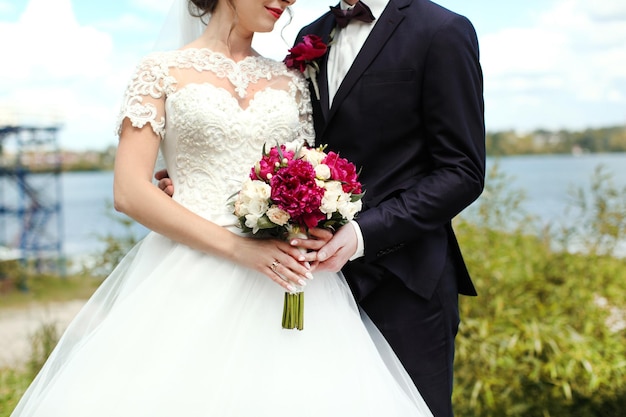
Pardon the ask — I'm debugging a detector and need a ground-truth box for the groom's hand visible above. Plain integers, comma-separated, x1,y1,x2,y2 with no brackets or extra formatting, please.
154,169,174,197
313,224,358,273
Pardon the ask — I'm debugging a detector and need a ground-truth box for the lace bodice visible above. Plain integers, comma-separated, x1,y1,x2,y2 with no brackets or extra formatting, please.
116,49,315,224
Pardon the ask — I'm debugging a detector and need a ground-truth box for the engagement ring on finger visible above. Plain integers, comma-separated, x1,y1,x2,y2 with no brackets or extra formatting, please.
270,260,280,272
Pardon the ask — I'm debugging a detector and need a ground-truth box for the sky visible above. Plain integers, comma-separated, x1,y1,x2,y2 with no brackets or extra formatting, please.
0,0,625,151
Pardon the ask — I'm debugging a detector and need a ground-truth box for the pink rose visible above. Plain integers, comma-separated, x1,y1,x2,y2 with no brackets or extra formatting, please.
322,152,362,194
250,145,295,182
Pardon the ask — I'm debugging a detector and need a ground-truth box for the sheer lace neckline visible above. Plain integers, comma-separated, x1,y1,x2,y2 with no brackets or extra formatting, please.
171,83,289,112
170,48,279,99
116,47,315,146
179,47,263,64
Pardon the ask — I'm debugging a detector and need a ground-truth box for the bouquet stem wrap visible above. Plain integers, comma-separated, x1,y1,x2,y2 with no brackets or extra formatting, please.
282,226,307,330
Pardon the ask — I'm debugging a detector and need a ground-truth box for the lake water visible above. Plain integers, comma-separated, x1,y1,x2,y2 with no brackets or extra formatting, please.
2,153,625,260
486,153,626,225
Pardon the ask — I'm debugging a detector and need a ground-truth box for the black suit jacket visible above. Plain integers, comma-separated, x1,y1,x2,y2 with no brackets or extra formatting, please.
296,0,485,300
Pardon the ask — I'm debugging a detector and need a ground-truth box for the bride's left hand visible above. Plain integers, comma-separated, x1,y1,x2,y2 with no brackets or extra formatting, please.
289,227,342,271
316,225,358,272
288,227,332,267
291,225,358,273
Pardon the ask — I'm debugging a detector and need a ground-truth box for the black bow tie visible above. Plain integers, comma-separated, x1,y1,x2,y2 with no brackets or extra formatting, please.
330,1,376,29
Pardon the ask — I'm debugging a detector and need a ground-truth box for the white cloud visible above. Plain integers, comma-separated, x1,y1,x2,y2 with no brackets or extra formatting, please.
130,0,173,14
0,0,117,148
482,0,626,129
98,12,157,33
0,0,113,83
0,1,14,14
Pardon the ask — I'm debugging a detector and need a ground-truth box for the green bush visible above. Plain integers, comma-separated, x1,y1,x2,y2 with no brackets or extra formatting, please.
561,164,626,257
0,321,59,417
452,165,626,417
27,321,60,379
86,201,140,277
0,368,30,417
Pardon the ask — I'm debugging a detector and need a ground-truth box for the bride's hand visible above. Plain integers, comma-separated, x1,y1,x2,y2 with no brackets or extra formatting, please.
290,226,357,272
288,227,333,266
233,237,313,292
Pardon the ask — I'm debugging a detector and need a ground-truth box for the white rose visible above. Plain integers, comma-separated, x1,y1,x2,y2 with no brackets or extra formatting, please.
246,198,269,217
234,199,248,217
320,182,346,217
323,181,343,193
299,147,326,166
338,199,362,221
246,179,271,201
283,140,301,154
266,205,290,226
244,213,262,233
314,164,331,180
236,179,270,218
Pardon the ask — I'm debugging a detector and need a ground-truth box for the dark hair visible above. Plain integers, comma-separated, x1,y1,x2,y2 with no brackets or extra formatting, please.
189,0,232,18
188,0,236,41
188,0,293,43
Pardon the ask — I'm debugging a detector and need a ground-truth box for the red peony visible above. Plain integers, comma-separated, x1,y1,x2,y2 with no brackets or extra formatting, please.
284,35,328,73
322,152,362,194
270,159,326,229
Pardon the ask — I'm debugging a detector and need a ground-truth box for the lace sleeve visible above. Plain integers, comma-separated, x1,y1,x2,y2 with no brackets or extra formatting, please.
290,71,316,147
115,52,177,140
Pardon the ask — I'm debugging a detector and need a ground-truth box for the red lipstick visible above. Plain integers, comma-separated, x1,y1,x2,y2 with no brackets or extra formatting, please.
266,7,283,19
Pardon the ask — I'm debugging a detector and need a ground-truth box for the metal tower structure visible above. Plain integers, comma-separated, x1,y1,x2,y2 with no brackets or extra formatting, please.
0,124,65,276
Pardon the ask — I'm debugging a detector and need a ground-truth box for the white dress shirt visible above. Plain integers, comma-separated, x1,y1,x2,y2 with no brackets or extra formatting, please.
326,0,389,260
327,0,389,104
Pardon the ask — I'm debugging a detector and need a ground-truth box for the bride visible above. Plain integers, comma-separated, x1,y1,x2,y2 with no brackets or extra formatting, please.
10,0,432,416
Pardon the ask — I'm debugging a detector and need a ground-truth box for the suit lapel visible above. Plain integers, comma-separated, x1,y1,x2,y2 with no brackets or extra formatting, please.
318,60,330,121
327,0,409,123
316,17,336,122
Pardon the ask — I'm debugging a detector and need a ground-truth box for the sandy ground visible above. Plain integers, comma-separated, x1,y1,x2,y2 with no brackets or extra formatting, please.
1,297,623,371
0,300,86,369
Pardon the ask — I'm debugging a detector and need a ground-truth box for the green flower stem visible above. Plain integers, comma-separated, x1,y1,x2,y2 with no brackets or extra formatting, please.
297,292,304,330
290,293,294,328
282,292,288,326
281,227,308,330
281,292,304,330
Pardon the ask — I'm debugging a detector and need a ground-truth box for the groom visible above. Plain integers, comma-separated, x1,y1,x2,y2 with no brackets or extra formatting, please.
293,1,485,416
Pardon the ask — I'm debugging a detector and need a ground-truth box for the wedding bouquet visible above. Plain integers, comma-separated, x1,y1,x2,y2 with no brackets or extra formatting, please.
231,142,364,330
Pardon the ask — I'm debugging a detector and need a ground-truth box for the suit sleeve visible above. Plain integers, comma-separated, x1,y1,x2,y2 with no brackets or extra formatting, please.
356,15,486,261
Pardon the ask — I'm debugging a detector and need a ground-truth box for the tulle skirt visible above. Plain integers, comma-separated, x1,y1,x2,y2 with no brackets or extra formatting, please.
11,231,432,417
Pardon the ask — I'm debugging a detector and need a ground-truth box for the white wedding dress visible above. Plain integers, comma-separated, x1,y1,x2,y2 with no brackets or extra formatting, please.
11,49,432,417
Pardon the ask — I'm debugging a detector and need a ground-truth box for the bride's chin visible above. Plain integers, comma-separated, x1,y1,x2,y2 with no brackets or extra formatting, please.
257,23,277,33
253,17,279,33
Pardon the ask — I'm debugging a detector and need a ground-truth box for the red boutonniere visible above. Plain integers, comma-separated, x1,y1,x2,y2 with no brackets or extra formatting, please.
284,34,330,100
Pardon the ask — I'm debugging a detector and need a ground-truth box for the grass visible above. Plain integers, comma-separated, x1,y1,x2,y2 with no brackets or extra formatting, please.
0,272,98,417
0,271,102,310
0,369,30,417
